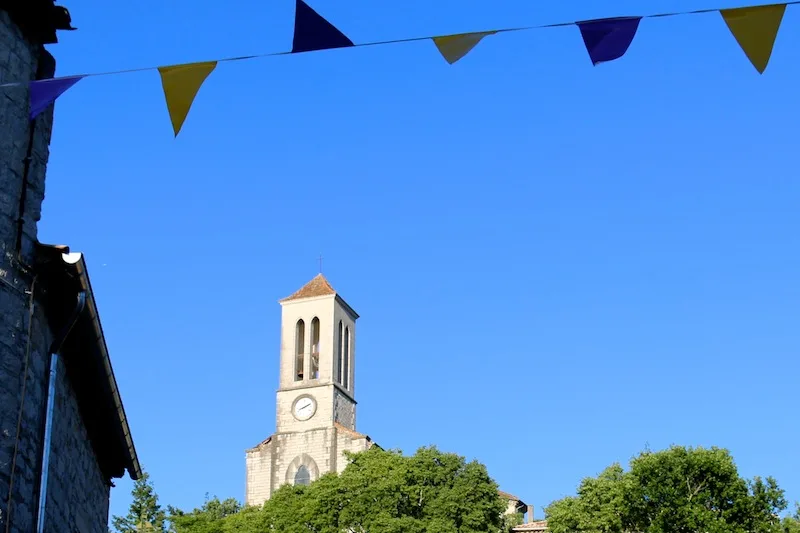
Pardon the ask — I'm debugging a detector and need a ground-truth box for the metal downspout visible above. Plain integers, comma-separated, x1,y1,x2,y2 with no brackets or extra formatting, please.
35,290,86,533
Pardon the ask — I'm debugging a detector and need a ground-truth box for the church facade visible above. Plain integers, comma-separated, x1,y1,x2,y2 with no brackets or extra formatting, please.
244,274,547,531
245,274,374,506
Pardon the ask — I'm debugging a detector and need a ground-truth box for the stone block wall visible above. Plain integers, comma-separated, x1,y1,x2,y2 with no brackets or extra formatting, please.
0,10,114,533
332,387,355,430
271,428,334,488
0,273,50,533
275,386,336,433
333,427,370,475
43,358,111,532
244,426,371,507
0,10,52,533
0,10,52,263
244,439,273,507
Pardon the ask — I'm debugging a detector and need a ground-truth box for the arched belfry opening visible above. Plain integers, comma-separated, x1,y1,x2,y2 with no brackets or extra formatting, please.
310,317,320,379
343,326,350,389
295,319,305,381
336,320,343,384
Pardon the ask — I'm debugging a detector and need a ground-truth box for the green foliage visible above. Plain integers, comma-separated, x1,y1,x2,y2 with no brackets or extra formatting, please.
115,445,799,533
782,503,800,533
545,445,793,533
167,495,241,533
500,511,524,532
168,446,506,533
111,470,167,533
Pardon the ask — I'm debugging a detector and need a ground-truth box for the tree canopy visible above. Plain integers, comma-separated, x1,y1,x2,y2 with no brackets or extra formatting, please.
167,446,507,533
114,445,799,533
545,445,799,533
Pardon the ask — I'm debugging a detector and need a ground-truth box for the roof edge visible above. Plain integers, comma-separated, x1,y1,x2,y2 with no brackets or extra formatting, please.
37,243,142,481
278,293,335,305
333,422,370,441
334,294,359,320
498,489,526,506
278,273,337,303
0,0,76,45
246,435,274,453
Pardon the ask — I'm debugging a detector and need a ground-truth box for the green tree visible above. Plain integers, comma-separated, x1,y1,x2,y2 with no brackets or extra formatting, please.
169,446,507,533
545,445,791,533
168,494,241,533
111,470,167,533
500,511,524,532
782,503,800,533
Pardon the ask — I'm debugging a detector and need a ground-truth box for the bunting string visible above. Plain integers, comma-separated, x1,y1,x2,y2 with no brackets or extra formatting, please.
4,0,797,136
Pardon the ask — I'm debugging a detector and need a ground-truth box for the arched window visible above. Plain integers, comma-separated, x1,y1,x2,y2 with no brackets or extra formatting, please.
343,326,350,390
310,317,320,380
286,454,318,487
336,321,343,384
295,320,305,381
294,465,311,486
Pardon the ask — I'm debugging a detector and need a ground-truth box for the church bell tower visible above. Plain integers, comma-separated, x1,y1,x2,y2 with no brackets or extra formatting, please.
244,274,374,506
275,273,358,432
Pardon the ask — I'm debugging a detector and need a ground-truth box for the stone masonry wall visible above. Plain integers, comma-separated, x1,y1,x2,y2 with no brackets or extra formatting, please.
332,387,355,430
244,440,272,507
245,426,371,507
0,277,50,533
0,10,53,533
0,11,53,263
44,358,111,533
0,10,113,533
333,429,369,475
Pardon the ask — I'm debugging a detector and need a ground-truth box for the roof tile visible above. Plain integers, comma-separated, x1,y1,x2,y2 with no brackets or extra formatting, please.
280,274,336,302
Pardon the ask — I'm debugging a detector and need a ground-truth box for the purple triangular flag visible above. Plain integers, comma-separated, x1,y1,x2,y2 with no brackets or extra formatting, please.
29,75,84,119
577,17,642,65
292,0,354,54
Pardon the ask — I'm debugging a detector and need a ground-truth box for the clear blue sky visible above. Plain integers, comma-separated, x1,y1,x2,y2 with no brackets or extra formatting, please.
37,0,800,523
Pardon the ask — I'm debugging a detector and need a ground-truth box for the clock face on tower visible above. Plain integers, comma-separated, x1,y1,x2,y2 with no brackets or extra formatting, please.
292,395,317,421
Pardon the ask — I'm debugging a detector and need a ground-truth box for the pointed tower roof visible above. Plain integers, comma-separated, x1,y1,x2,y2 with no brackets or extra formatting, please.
279,273,337,303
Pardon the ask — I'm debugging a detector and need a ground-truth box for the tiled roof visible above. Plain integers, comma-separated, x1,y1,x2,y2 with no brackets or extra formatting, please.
334,422,369,440
512,520,549,532
246,435,273,452
498,490,524,502
280,274,336,302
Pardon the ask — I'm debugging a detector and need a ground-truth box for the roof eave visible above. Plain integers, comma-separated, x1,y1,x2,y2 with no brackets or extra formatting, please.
0,0,76,45
278,293,336,305
334,294,359,320
37,244,142,481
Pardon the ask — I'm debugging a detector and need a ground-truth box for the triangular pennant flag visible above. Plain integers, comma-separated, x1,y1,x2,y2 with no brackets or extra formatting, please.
720,3,786,74
432,31,496,65
158,61,217,137
29,75,84,119
577,17,642,65
292,0,354,53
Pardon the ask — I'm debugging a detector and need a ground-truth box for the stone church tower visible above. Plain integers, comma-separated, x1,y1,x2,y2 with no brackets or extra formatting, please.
245,274,374,506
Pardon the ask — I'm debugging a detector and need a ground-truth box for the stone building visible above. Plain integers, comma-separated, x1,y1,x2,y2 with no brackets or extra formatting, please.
245,274,548,529
245,274,373,505
500,491,549,532
0,3,142,533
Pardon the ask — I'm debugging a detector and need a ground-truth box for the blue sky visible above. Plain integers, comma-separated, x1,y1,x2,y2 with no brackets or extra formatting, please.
37,0,800,523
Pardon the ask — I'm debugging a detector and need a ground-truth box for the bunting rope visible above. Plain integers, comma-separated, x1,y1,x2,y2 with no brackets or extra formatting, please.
4,0,796,136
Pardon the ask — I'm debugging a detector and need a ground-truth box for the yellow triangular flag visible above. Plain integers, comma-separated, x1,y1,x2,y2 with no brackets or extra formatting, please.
432,31,496,65
720,3,786,74
158,61,217,136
